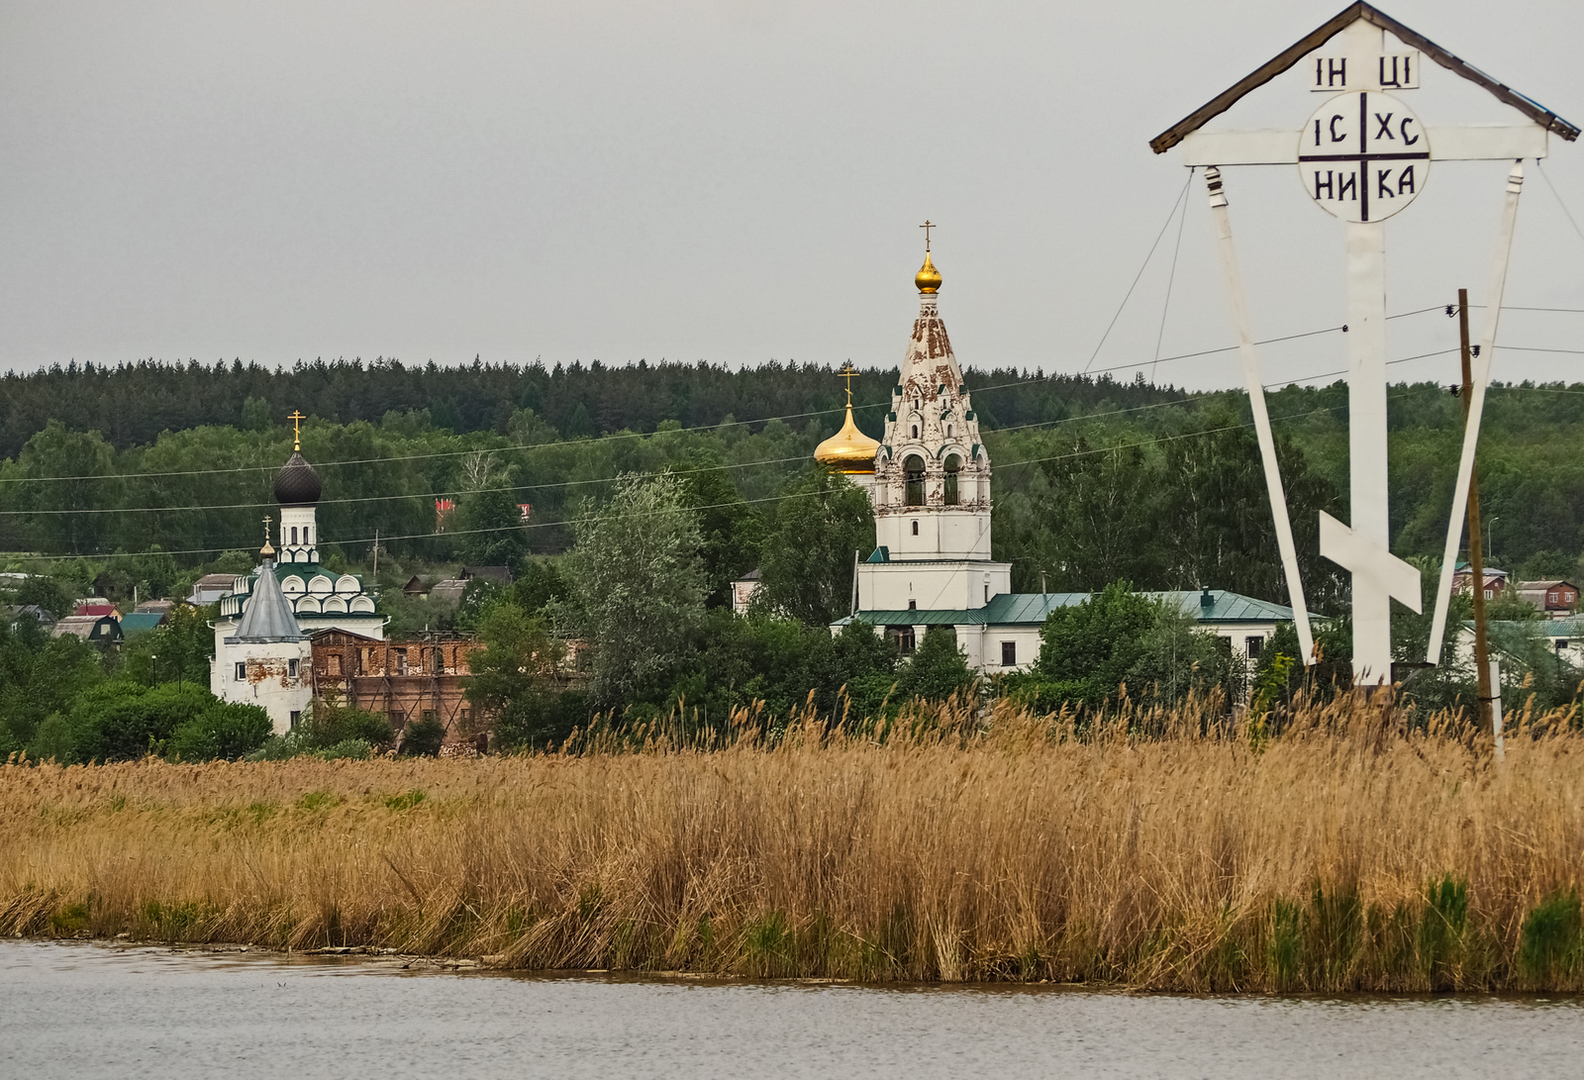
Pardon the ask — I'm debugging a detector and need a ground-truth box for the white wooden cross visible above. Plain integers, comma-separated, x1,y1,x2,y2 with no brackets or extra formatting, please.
1150,3,1577,686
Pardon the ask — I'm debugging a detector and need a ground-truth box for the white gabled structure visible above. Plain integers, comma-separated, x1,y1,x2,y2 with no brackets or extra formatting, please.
211,541,312,734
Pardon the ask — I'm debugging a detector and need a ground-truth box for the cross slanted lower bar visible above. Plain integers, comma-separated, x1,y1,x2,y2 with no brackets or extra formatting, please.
1298,91,1429,221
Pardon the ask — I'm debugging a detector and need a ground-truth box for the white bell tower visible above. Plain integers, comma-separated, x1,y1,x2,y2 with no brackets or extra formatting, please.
855,225,1011,612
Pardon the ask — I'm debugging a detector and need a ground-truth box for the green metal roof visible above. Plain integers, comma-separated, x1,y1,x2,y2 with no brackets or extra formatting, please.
836,589,1293,628
118,613,165,637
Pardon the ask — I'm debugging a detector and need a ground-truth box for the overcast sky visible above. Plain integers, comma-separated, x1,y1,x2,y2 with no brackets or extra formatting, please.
2,0,1582,392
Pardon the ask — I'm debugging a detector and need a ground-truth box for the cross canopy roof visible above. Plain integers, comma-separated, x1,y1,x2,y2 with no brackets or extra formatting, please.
1149,2,1579,155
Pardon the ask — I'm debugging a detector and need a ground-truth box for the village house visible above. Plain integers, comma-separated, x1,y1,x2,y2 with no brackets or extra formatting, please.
1514,579,1579,619
52,613,122,645
188,574,237,605
1451,564,1509,600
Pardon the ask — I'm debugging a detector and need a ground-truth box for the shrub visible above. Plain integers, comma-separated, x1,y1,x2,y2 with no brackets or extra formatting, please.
400,716,445,757
165,702,272,762
1519,890,1582,982
298,695,391,750
30,682,222,763
314,739,372,761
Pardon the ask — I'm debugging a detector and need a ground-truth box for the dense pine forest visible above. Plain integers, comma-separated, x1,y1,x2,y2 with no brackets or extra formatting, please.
2,358,1583,604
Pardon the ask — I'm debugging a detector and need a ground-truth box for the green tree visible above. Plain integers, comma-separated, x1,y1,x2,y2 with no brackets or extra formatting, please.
0,619,103,755
165,700,272,761
674,453,763,607
895,626,977,704
550,473,707,709
1123,598,1243,705
122,603,215,688
465,602,565,749
15,421,122,555
506,558,568,615
832,621,899,723
455,487,529,566
35,682,213,763
240,395,272,432
751,469,874,625
399,714,445,756
6,574,75,619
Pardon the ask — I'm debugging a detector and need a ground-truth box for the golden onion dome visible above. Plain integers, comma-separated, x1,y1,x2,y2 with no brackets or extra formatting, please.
915,251,941,294
814,401,881,473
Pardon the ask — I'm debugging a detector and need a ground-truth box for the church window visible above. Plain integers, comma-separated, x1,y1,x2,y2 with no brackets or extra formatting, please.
908,599,917,610
904,455,925,506
911,521,919,536
890,626,916,654
235,661,246,681
1001,641,1016,667
947,424,953,438
1246,636,1263,660
289,711,301,729
911,424,919,439
291,526,298,544
944,454,961,506
288,658,299,679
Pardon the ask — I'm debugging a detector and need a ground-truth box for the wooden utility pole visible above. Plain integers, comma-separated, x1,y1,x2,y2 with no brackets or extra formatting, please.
1457,288,1494,726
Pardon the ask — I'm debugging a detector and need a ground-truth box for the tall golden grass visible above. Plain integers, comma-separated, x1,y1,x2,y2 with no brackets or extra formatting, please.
3,693,1582,991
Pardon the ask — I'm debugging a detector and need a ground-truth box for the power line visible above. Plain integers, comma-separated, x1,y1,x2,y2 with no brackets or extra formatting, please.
0,380,1530,564
1083,170,1195,374
0,345,1472,518
0,307,1446,487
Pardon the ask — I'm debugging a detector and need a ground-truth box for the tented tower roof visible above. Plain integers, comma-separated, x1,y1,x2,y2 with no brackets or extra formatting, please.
230,560,306,643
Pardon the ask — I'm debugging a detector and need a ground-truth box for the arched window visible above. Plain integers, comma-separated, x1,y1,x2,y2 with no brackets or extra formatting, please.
911,424,919,439
291,526,298,544
904,455,925,506
911,520,919,536
944,454,961,506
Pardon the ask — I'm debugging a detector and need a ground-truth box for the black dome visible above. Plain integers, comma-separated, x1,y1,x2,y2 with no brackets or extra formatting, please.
273,450,322,505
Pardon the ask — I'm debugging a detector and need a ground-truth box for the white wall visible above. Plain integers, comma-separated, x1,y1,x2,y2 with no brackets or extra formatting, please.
857,560,1012,611
210,636,314,734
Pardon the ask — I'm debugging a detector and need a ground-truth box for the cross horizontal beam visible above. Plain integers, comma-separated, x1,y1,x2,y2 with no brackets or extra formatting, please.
1178,125,1548,166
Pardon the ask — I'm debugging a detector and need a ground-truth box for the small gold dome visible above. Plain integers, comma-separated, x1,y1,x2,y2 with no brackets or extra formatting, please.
915,251,941,294
814,402,881,473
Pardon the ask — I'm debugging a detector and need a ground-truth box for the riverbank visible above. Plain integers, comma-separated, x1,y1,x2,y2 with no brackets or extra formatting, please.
4,698,1582,992
11,940,1581,1080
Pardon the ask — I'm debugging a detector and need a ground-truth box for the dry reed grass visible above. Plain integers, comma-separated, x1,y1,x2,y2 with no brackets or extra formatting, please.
3,692,1583,991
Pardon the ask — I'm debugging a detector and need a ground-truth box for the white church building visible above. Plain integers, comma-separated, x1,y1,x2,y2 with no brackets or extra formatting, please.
210,431,383,732
817,243,1293,673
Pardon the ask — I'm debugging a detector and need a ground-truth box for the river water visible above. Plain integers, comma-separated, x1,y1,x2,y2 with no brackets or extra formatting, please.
2,940,1580,1078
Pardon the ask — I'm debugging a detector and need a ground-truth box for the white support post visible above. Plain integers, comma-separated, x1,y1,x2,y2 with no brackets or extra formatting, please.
1345,221,1392,684
1425,162,1526,665
1489,658,1504,761
1203,166,1314,663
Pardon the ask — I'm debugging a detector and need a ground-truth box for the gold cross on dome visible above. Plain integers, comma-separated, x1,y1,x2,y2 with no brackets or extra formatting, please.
838,362,859,406
919,220,935,252
288,410,305,451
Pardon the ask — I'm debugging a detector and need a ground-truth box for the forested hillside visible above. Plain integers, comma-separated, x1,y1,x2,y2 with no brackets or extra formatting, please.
3,359,1583,605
